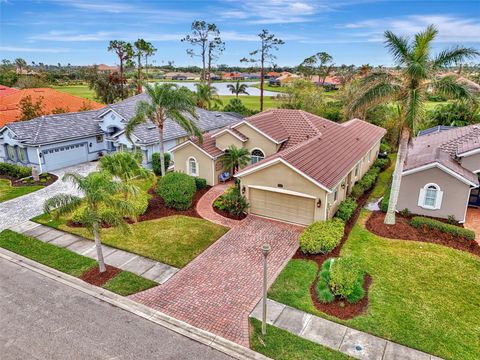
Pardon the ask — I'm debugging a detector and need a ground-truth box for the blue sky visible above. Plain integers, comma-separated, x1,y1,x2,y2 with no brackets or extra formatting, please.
1,0,479,67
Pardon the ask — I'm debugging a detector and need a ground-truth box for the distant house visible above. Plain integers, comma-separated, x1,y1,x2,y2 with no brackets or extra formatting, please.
242,73,261,80
15,68,39,76
0,86,18,97
0,93,241,173
0,88,104,127
265,71,281,79
95,64,119,74
164,72,200,81
222,72,243,80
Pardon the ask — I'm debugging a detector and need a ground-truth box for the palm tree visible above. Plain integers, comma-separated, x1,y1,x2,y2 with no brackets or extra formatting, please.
15,58,27,73
194,83,223,109
222,145,251,174
227,80,250,97
44,172,136,273
348,25,479,225
126,83,202,176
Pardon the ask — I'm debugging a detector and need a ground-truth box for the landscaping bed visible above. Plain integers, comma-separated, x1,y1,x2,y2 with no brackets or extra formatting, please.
366,211,480,256
79,264,122,286
212,203,247,220
212,184,249,220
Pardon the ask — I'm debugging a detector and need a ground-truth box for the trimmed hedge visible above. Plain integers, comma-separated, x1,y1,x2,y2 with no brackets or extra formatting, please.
213,185,249,216
157,172,196,210
350,166,382,200
299,219,345,255
151,152,171,176
410,216,475,241
194,177,207,190
0,163,31,179
335,197,357,222
374,158,388,170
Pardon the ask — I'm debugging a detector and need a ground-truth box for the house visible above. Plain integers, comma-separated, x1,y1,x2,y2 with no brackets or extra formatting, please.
171,109,385,225
0,86,18,97
397,124,480,223
0,93,242,173
0,88,104,127
164,72,200,81
222,72,243,80
95,64,119,74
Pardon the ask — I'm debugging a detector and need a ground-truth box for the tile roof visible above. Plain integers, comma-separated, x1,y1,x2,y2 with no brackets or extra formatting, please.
404,124,480,185
190,133,225,158
0,86,18,97
418,125,455,136
0,88,104,127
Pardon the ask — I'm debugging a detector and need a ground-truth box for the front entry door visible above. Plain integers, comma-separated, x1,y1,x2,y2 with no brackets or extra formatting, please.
469,187,480,207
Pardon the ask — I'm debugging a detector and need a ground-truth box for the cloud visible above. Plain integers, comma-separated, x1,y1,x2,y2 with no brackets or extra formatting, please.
0,46,68,53
29,31,114,42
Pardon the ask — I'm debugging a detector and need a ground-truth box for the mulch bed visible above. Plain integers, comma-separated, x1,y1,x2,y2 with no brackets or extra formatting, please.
79,264,121,286
0,173,58,187
212,205,247,220
67,186,211,228
366,211,480,257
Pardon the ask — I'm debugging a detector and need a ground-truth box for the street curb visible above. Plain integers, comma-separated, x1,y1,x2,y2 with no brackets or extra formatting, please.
0,248,271,360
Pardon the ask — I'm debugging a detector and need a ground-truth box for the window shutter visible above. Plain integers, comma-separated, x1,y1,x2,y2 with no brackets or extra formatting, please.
435,190,444,209
418,188,425,207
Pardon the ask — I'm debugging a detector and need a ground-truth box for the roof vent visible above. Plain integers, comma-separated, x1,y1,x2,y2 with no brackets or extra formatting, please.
215,113,221,117
147,125,156,130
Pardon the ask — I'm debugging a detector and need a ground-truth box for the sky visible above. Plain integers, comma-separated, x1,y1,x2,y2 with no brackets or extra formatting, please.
1,0,479,67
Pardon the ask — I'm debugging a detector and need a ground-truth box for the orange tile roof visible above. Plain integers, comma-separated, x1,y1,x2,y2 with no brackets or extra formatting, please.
0,88,104,127
0,85,18,97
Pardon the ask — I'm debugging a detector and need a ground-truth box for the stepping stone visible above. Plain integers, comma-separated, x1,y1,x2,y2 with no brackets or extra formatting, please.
273,306,312,335
48,234,81,248
383,341,430,360
82,245,117,259
104,250,137,267
121,256,157,275
301,315,347,350
141,263,173,281
66,239,95,254
23,226,52,238
9,221,40,234
250,300,286,325
154,267,178,284
36,229,65,243
339,328,387,360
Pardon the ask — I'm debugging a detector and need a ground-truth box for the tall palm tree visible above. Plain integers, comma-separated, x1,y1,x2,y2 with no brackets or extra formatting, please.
349,25,479,225
44,172,136,273
126,83,202,176
194,83,223,109
227,80,250,97
222,145,251,174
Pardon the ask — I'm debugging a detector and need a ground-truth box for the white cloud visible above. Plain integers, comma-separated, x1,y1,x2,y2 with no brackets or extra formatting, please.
0,46,68,53
30,31,114,42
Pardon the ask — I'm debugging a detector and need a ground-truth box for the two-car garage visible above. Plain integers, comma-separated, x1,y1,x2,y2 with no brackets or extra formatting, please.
42,143,88,171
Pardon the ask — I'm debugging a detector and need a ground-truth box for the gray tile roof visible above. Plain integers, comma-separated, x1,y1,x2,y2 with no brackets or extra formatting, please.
2,94,242,146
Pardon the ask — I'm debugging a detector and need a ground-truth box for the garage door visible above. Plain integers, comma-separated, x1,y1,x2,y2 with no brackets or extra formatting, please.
42,143,88,171
250,188,315,225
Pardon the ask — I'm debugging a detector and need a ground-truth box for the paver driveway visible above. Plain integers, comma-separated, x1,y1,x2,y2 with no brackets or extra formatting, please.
0,162,97,231
131,215,302,347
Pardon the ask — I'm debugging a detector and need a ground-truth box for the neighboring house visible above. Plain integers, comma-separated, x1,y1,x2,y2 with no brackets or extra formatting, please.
418,125,456,136
0,86,18,97
171,109,385,225
397,124,480,223
0,93,242,173
0,88,104,127
164,72,200,81
95,64,119,74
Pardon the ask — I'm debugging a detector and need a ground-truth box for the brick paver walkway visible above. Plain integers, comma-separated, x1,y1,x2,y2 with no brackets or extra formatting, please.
196,182,241,228
130,216,302,347
464,207,480,243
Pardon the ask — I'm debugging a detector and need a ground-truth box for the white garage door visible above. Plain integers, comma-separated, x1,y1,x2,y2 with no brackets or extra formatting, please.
250,188,315,225
42,143,88,171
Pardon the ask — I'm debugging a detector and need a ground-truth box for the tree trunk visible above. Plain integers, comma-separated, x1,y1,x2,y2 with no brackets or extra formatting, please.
260,55,265,112
137,53,142,94
120,58,124,100
145,55,148,80
384,128,410,225
93,222,106,273
157,117,166,176
201,42,206,83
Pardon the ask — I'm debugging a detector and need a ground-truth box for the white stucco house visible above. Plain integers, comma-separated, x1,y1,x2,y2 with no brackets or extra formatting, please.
0,93,242,172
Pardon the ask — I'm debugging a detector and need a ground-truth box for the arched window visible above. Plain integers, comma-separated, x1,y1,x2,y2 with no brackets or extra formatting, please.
188,157,198,176
251,149,265,164
418,183,443,210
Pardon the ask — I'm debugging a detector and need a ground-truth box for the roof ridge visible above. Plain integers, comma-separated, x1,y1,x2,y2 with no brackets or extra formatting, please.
33,115,46,143
440,126,480,155
298,110,323,136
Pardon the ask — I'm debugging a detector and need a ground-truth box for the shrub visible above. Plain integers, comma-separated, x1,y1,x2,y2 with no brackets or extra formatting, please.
329,257,363,302
374,158,388,170
221,186,249,216
213,197,226,211
379,142,391,154
447,215,458,225
0,163,32,179
358,167,380,191
194,177,207,190
350,183,365,199
335,197,357,222
316,259,335,303
410,216,475,241
380,182,392,213
400,208,411,217
151,152,171,176
299,219,345,255
157,172,196,210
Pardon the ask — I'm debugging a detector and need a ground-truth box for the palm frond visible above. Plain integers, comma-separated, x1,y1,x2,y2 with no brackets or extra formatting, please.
384,30,411,65
433,47,480,69
349,81,402,115
432,76,475,102
43,194,83,218
413,24,437,62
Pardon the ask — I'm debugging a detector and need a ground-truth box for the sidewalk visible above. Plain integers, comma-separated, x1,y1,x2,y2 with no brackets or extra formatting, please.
250,299,442,360
9,220,178,284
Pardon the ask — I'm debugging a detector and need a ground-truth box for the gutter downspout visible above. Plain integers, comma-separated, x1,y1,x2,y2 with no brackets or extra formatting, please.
36,145,43,174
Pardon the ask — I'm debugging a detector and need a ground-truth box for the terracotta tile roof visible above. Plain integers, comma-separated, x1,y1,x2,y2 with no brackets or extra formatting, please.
190,133,224,158
404,124,480,184
211,127,248,141
0,88,104,127
0,86,18,97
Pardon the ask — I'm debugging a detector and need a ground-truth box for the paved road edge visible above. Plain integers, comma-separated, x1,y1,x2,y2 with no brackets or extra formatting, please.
0,248,270,360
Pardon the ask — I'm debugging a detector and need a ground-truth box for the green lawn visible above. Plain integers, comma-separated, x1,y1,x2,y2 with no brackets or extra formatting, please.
219,95,281,111
0,230,157,296
33,214,228,268
250,318,351,360
52,85,100,102
368,153,396,201
0,179,43,203
269,211,480,359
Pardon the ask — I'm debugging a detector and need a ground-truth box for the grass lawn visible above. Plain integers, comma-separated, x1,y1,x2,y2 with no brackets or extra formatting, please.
219,95,281,111
368,153,396,201
269,211,480,359
33,214,228,268
0,230,157,296
52,85,100,102
0,179,43,203
250,318,351,360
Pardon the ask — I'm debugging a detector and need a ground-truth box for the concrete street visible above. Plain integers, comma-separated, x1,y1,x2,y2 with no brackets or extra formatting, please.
0,258,233,360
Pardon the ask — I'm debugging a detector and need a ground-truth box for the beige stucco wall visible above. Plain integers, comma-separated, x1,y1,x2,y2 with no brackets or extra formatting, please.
214,132,244,151
234,123,279,156
460,153,480,173
239,162,328,222
397,167,471,222
172,144,216,185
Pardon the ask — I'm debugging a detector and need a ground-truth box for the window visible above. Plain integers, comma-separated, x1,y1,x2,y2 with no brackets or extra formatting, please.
333,187,338,202
251,149,265,164
96,135,104,143
18,147,27,163
418,183,443,210
188,157,198,176
7,145,15,161
354,164,359,177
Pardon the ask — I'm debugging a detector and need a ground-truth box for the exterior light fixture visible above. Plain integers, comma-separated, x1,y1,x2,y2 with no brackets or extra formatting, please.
316,199,322,208
241,186,246,194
